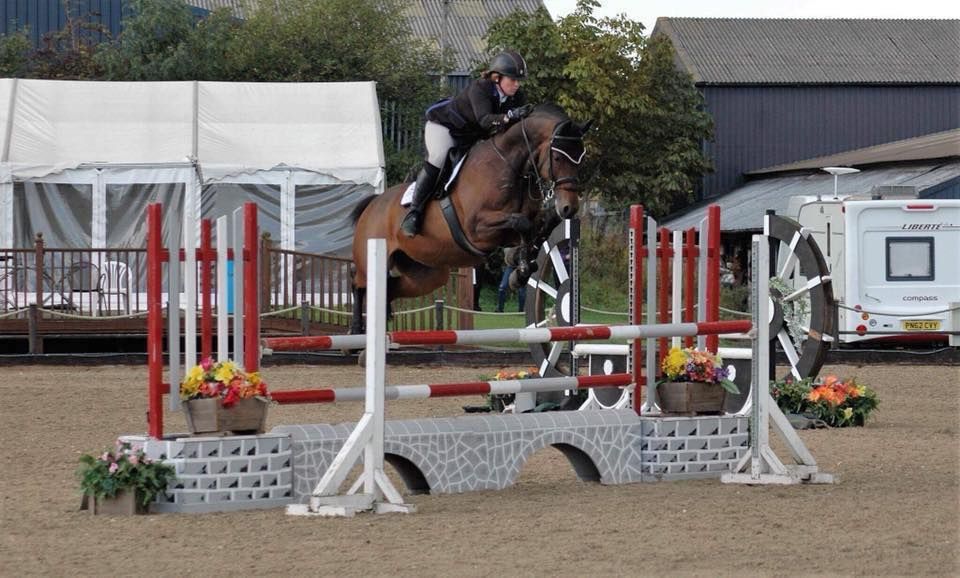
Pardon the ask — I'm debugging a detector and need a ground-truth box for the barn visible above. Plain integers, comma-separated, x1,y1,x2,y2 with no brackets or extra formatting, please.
652,18,960,200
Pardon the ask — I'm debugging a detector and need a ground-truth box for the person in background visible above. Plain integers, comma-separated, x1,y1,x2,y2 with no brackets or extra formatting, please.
400,50,532,238
496,265,527,313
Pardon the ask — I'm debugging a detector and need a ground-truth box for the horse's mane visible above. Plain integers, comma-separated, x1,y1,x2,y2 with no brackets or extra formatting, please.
531,102,569,120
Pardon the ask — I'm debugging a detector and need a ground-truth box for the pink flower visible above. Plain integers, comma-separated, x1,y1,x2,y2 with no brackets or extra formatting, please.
129,454,140,466
201,357,214,371
101,452,111,462
109,462,119,474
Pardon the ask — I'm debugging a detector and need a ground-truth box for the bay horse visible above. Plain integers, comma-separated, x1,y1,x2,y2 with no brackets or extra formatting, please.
350,103,591,333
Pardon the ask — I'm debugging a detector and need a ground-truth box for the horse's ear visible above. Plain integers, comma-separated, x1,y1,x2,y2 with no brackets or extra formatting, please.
577,119,594,135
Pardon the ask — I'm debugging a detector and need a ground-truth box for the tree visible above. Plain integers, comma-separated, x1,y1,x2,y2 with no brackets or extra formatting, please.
485,0,712,216
0,30,32,78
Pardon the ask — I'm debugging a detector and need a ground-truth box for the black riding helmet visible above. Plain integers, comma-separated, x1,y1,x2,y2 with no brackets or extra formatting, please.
489,50,527,80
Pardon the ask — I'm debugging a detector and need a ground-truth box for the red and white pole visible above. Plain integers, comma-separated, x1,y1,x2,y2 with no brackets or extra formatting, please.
263,320,751,352
271,373,634,405
243,203,260,372
629,205,645,414
706,205,721,353
146,203,164,439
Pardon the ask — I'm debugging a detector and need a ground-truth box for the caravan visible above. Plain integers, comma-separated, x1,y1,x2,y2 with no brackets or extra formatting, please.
788,193,959,345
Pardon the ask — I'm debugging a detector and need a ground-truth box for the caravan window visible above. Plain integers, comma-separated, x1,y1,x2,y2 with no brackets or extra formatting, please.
886,237,935,282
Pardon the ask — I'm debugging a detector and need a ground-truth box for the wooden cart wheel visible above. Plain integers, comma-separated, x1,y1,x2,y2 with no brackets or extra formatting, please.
766,214,836,380
523,219,579,378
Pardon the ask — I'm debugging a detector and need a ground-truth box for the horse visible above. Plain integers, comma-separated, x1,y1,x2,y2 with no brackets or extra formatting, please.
349,103,591,334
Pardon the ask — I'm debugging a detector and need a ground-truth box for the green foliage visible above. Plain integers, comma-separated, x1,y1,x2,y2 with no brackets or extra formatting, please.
771,375,880,427
578,222,628,312
0,29,31,77
95,0,195,80
77,441,176,508
485,0,713,216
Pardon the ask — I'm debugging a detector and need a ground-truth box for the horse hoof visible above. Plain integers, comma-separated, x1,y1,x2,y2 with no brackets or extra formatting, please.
357,349,366,366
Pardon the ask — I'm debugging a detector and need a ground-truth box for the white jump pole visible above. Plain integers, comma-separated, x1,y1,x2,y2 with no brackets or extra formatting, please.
696,215,709,349
722,226,835,485
232,207,245,366
167,217,182,412
671,229,683,347
287,238,414,517
216,216,229,361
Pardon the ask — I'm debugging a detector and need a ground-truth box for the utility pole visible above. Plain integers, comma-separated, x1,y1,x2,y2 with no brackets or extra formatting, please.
440,0,451,89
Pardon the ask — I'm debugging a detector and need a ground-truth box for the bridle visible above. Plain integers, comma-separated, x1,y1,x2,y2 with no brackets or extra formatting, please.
521,118,585,202
490,114,586,204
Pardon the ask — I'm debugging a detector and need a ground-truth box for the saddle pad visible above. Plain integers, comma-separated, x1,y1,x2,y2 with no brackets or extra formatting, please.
401,182,416,207
444,155,467,191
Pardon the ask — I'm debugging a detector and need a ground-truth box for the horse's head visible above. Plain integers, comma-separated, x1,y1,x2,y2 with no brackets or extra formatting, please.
520,104,593,220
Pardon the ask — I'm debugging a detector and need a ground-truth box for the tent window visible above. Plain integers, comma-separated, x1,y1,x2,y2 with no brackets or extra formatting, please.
13,182,93,248
201,183,281,246
294,184,371,257
886,237,935,281
106,183,186,248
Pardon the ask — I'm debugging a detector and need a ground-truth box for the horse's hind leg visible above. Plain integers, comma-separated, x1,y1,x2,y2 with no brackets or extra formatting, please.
350,285,365,335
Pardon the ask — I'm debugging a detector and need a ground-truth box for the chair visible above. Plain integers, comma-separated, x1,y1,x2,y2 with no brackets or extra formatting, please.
98,260,132,315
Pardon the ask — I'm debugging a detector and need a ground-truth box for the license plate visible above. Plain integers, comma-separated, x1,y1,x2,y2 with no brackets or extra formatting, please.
902,320,941,331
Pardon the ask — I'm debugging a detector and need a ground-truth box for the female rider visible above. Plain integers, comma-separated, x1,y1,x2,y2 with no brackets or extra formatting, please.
400,50,533,237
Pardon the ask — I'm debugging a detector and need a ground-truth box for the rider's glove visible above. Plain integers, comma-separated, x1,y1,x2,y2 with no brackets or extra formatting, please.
506,104,533,121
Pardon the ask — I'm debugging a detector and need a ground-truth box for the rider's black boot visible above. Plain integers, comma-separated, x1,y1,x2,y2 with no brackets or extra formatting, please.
400,163,441,238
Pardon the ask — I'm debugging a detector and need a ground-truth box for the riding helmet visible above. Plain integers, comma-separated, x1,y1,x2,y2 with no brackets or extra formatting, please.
489,50,527,80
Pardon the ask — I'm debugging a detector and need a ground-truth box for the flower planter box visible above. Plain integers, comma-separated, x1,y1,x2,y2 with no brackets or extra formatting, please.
657,381,727,415
82,490,148,516
183,397,269,435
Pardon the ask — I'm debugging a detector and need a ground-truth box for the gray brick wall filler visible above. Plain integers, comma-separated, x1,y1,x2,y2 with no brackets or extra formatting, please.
274,410,749,503
122,411,748,513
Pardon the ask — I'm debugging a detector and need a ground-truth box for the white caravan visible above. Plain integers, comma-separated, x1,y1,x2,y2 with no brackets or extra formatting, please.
787,193,959,345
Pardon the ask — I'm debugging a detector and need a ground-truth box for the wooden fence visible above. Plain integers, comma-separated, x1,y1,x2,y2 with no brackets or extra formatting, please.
0,234,474,343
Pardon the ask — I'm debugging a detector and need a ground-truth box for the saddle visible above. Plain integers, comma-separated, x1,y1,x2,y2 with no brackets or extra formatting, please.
401,146,469,207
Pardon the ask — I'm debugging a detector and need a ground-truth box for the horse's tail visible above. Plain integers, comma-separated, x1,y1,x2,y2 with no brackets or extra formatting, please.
350,194,377,224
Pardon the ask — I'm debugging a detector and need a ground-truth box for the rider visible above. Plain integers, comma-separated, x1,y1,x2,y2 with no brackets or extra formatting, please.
400,50,534,238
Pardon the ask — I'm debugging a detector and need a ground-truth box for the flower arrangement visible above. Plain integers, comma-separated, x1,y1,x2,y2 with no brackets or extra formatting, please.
471,368,541,413
77,440,175,509
772,374,878,427
492,368,539,381
180,358,269,407
661,346,739,394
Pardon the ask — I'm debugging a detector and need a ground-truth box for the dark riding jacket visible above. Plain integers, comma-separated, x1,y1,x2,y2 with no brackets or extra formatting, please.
426,78,527,145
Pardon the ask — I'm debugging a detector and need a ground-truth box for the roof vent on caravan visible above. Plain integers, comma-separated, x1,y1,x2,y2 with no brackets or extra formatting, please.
868,185,919,200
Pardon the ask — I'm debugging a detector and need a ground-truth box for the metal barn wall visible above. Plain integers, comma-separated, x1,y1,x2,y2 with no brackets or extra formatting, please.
1,0,123,45
701,85,960,198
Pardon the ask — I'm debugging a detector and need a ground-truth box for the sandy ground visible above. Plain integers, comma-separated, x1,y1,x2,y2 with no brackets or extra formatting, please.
1,362,958,577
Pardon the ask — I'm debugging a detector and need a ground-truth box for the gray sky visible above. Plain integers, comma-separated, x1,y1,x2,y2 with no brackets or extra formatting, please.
541,0,960,34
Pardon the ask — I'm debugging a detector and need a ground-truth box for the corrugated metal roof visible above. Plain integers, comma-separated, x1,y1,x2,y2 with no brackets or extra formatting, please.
749,129,960,175
662,160,960,232
406,0,545,74
185,0,249,19
653,18,960,85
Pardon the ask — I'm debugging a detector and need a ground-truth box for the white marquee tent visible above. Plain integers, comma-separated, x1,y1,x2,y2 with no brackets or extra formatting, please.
0,79,384,256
